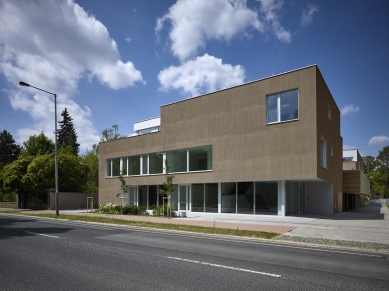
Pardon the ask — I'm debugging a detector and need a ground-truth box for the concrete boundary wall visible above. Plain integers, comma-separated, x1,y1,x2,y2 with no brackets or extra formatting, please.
48,190,99,210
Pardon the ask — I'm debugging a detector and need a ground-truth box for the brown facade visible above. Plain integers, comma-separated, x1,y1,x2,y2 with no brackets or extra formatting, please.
99,65,343,215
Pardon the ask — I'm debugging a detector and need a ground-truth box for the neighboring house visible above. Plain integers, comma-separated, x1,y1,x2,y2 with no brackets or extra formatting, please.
99,65,344,216
342,149,370,210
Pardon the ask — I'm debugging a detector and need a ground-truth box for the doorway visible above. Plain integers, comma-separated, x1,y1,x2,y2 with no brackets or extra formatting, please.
178,185,190,211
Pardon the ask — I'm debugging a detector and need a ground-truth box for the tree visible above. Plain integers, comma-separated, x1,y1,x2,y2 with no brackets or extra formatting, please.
20,132,54,157
24,147,88,193
0,130,21,170
362,156,376,176
81,145,99,194
100,124,124,142
57,108,80,155
374,146,389,198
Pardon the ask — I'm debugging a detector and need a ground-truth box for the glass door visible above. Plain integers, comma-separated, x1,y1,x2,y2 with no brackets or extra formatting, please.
298,184,304,213
129,186,137,206
179,185,189,211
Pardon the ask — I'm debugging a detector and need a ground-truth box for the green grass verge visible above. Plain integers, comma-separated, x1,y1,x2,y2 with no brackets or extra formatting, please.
0,211,279,239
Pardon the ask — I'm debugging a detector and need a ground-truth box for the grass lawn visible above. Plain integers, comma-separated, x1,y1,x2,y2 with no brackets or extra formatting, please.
0,210,279,239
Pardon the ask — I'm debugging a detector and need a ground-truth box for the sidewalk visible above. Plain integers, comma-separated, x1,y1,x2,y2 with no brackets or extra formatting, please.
2,205,388,244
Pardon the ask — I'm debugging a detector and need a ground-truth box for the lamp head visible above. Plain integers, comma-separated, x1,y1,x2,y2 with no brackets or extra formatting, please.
19,81,30,87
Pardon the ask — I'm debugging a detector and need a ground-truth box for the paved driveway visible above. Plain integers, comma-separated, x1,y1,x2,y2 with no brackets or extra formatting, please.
285,205,389,244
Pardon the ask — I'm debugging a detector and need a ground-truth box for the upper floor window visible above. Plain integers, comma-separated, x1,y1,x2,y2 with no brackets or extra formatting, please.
328,106,332,121
321,136,327,169
267,89,298,124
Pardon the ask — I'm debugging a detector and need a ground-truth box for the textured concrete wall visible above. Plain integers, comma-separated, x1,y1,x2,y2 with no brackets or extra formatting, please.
99,65,343,213
343,170,371,195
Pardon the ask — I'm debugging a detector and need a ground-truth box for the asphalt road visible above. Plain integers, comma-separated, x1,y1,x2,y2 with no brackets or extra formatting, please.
1,214,388,291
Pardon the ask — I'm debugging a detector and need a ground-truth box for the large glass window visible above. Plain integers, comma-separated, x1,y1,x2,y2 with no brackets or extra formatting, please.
112,158,120,177
189,145,212,171
106,160,112,177
221,182,236,213
149,152,163,174
237,182,254,214
167,149,187,172
255,182,278,215
267,89,298,124
205,183,218,213
142,155,148,175
128,155,140,175
191,184,204,212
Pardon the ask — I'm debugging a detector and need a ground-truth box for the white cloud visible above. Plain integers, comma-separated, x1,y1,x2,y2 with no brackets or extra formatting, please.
258,0,291,42
156,0,262,61
8,91,99,149
343,145,357,150
340,104,360,115
368,135,389,146
158,54,245,97
0,0,144,149
301,4,319,27
125,37,132,42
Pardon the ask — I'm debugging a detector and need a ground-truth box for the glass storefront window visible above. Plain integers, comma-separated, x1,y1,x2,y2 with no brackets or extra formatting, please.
205,183,218,213
138,186,147,207
221,182,236,213
255,182,278,215
191,184,204,212
189,145,212,171
148,185,158,208
237,182,254,214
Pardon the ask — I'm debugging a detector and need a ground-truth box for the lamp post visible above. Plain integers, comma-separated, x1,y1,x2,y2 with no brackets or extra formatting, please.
19,81,59,216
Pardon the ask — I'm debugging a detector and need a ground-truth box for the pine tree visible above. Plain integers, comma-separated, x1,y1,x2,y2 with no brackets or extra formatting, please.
0,129,21,169
57,108,80,155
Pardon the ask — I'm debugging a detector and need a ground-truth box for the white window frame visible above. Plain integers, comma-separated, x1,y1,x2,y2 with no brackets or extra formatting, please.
266,89,299,124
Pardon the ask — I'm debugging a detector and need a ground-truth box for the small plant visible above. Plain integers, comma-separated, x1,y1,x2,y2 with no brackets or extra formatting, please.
152,204,176,217
121,204,149,216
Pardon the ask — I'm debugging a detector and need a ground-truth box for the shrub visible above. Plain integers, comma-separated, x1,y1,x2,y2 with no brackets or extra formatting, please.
121,204,149,216
99,203,120,214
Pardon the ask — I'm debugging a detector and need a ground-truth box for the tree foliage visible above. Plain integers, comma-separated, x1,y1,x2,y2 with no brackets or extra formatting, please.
20,132,54,157
159,159,175,196
100,124,124,142
81,145,99,194
57,108,80,155
363,146,389,198
0,130,21,170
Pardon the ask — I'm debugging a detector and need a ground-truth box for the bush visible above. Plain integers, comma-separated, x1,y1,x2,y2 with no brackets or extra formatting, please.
99,203,120,214
121,204,149,216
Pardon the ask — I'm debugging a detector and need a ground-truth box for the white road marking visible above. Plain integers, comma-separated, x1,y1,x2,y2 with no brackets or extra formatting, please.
25,231,59,238
167,256,281,277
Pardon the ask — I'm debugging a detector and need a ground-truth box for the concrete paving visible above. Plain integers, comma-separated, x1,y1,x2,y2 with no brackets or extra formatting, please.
1,205,388,244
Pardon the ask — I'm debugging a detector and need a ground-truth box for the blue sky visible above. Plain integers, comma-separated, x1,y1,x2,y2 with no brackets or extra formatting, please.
0,0,388,157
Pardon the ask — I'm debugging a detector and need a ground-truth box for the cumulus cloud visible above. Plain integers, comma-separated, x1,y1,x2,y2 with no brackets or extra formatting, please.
301,4,319,27
258,0,291,42
0,0,144,149
8,90,99,149
156,0,262,61
368,135,389,146
340,104,360,115
158,54,245,97
343,145,357,150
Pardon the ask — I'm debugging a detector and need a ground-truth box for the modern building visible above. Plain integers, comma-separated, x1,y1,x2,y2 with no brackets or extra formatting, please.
342,149,370,210
99,65,344,216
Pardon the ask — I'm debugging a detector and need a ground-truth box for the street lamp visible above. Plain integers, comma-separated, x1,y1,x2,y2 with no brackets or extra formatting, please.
19,81,59,216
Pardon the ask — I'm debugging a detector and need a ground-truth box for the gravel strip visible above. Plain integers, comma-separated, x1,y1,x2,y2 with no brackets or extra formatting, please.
274,235,389,251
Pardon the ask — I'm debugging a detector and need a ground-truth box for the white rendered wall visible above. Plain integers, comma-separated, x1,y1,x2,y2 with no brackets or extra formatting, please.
304,181,333,214
134,117,160,132
343,149,357,161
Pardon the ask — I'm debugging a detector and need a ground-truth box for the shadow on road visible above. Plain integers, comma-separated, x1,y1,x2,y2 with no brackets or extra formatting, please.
0,215,72,240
